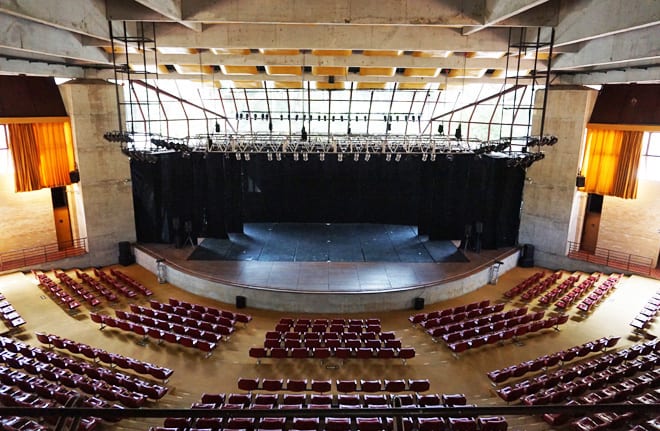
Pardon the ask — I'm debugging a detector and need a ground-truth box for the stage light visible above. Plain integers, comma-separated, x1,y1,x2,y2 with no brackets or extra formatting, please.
303,152,308,162
386,154,392,162
395,153,401,162
437,124,444,135
421,153,428,162
337,153,343,162
301,125,307,142
293,152,299,161
354,153,359,162
364,153,371,162
455,124,462,140
267,152,273,161
215,121,221,133
235,153,242,160
430,153,436,161
244,153,250,161
319,152,325,161
276,152,282,161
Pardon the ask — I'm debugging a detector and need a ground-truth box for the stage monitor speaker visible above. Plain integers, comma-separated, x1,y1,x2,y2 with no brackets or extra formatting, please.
414,297,425,310
518,244,535,268
236,295,247,309
118,241,134,266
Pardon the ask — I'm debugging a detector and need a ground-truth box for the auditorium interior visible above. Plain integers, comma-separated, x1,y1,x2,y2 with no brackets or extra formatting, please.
0,1,659,431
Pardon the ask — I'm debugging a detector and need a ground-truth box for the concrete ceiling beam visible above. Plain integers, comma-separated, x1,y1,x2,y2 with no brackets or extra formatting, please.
131,0,202,32
557,67,660,85
0,14,111,64
0,57,85,78
463,0,553,35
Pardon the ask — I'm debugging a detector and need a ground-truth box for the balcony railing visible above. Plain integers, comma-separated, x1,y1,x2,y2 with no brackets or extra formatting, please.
567,241,654,275
0,238,87,272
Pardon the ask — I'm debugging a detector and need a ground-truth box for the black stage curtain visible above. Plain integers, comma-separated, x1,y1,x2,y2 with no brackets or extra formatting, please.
131,152,524,249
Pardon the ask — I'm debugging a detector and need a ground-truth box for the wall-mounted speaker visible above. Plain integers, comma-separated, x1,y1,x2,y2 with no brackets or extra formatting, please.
69,170,80,183
576,175,586,187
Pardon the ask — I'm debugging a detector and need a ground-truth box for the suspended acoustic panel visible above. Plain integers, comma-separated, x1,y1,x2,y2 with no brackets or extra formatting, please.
233,81,264,89
173,64,214,75
411,50,452,58
398,82,430,90
362,50,403,56
356,82,388,90
274,81,304,89
260,49,300,55
359,67,396,77
314,81,347,90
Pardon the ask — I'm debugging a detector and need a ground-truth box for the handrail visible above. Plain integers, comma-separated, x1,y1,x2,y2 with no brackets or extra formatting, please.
567,241,653,275
0,238,87,272
0,404,654,420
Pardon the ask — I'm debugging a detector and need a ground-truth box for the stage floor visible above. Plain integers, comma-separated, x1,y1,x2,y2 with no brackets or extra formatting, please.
139,223,516,293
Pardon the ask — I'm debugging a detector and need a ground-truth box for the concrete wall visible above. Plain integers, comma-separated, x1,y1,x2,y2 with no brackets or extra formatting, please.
519,86,598,269
598,179,660,266
0,172,55,253
59,79,136,267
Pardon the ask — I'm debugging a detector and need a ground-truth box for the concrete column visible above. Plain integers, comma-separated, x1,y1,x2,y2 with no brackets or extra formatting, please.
518,85,598,269
59,79,136,266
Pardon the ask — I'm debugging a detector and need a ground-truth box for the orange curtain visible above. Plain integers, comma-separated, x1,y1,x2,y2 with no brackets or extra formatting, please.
580,128,643,199
6,121,75,192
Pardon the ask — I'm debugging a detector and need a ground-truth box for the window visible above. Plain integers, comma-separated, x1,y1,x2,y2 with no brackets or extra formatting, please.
638,131,660,181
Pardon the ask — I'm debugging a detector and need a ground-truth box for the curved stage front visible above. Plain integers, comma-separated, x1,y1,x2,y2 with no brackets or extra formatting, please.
135,239,520,313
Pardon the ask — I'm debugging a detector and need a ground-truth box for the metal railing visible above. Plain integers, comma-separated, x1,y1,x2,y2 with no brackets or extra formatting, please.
0,238,87,272
567,241,654,275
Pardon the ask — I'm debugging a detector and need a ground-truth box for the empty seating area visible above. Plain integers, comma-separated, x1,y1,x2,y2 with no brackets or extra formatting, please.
576,274,622,314
109,268,153,296
0,335,172,431
0,292,25,330
412,301,568,356
236,378,431,394
502,271,545,299
487,336,621,385
93,268,138,298
33,270,81,312
53,270,102,307
251,317,414,363
75,270,119,302
34,332,173,383
90,310,218,356
630,289,660,333
167,297,253,325
537,274,581,305
153,378,510,431
495,339,659,407
518,271,563,302
554,273,621,311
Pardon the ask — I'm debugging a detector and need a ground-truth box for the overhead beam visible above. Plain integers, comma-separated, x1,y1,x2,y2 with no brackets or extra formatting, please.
544,0,660,47
0,57,85,78
154,23,516,52
132,0,202,31
463,0,552,35
552,25,660,70
125,52,544,71
556,67,660,85
0,0,115,40
0,14,110,64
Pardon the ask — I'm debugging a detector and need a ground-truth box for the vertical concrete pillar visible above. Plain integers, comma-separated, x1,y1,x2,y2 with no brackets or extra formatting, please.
518,86,598,268
59,79,136,266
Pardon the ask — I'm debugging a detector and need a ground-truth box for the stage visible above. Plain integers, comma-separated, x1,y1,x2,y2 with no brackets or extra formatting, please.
135,223,519,312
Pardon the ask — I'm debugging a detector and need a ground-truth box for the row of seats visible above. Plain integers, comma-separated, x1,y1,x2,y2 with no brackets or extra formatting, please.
426,306,533,338
33,271,81,311
447,314,568,356
517,271,564,302
408,300,491,326
264,331,400,350
0,416,50,431
133,304,235,337
486,336,621,384
575,274,621,313
497,339,660,403
0,292,25,329
93,268,138,298
34,332,173,382
630,289,660,333
538,274,593,306
75,270,119,302
109,268,153,296
164,298,253,325
119,309,226,342
0,336,167,402
629,415,660,431
555,273,620,310
521,275,580,305
275,317,381,334
158,415,508,431
421,304,507,332
54,270,102,307
90,312,217,356
248,346,415,363
502,271,545,299
236,378,430,393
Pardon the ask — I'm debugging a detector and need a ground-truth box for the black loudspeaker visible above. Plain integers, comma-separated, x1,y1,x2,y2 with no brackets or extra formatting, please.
518,244,535,268
414,297,425,310
118,241,134,266
236,295,247,309
69,170,80,183
576,175,586,188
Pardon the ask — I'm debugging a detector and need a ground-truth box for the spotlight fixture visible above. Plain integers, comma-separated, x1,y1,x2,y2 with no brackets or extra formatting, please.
267,152,273,161
303,152,308,162
276,152,282,161
430,153,436,162
437,124,444,135
455,124,462,140
354,153,359,162
364,153,371,162
319,152,325,161
421,153,428,162
215,121,221,133
337,153,343,162
235,153,242,160
386,154,392,162
395,153,401,162
301,125,307,142
244,153,250,161
293,152,299,161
